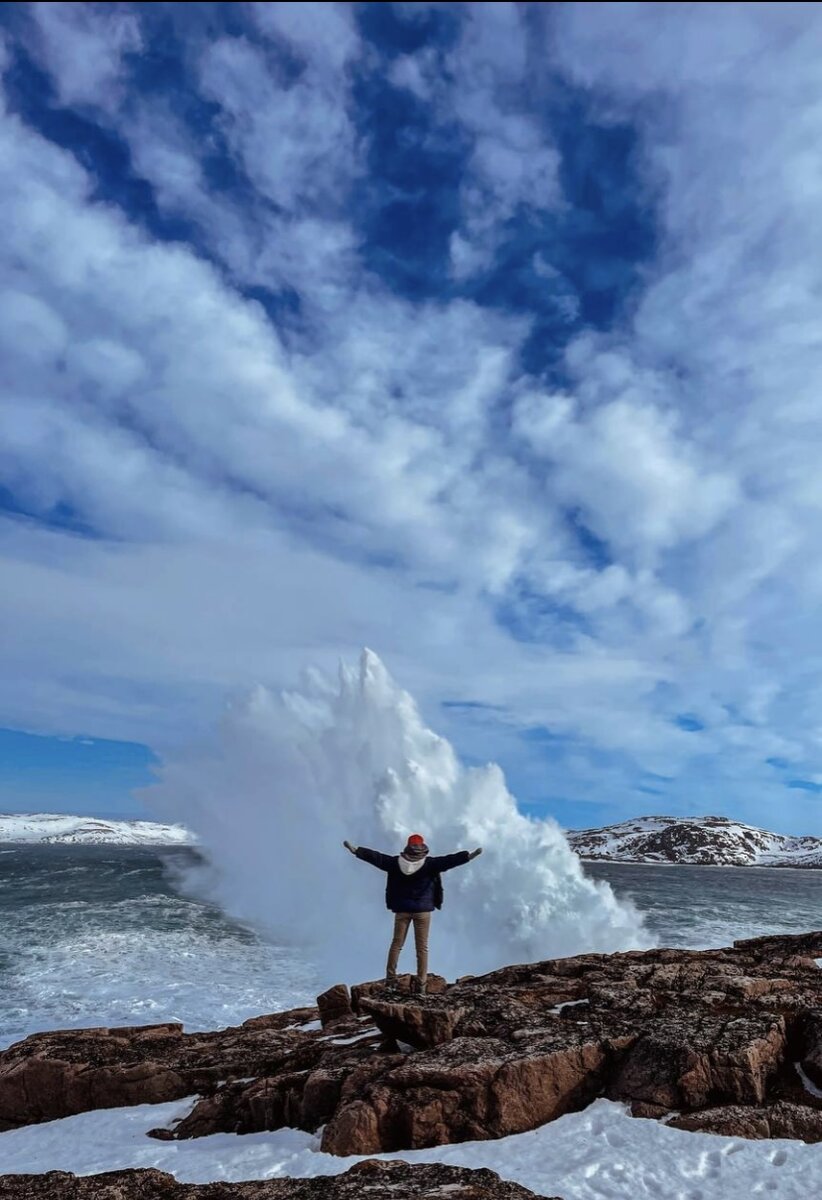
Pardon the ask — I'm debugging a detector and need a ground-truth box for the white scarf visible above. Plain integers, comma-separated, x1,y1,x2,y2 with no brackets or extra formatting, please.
397,854,427,875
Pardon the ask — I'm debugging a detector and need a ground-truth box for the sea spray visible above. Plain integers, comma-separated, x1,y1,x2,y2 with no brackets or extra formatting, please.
146,650,653,986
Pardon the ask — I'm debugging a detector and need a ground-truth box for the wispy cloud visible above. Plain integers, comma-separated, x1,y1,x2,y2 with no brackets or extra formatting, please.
27,1,141,109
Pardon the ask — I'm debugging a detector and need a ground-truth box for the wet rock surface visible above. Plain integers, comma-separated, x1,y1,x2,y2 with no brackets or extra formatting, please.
0,1161,552,1199
5,936,822,1169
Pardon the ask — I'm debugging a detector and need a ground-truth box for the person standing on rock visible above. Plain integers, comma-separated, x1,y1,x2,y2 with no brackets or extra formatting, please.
343,833,482,995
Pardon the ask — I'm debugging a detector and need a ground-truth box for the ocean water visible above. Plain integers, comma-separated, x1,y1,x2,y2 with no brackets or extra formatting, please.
0,845,319,1050
2,846,822,1050
585,860,822,949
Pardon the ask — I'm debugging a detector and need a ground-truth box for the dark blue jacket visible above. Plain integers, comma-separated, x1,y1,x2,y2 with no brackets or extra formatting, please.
356,847,471,913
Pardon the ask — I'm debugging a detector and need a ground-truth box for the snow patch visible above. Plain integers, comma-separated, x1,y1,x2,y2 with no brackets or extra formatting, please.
549,999,590,1015
0,813,192,846
320,1029,380,1045
796,1062,822,1100
1,1095,821,1197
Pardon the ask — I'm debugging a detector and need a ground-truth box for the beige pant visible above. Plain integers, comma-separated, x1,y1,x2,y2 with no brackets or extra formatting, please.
386,911,431,984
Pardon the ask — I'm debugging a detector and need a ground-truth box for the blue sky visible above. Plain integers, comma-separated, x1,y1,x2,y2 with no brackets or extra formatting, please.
3,2,822,832
0,729,155,817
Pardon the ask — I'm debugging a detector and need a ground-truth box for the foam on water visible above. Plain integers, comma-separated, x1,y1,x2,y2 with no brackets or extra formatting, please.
0,847,318,1049
147,650,653,988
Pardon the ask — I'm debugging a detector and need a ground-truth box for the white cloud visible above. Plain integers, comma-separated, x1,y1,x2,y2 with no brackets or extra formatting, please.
7,3,822,833
513,379,739,562
389,3,563,279
198,32,358,213
248,1,361,72
0,88,557,655
537,1,822,792
27,1,141,109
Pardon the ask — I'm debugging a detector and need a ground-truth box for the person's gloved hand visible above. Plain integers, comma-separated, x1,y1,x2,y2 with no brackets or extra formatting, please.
343,840,357,854
469,847,483,860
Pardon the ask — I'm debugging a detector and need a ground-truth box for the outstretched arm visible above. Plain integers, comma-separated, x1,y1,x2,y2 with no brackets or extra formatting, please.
343,843,394,872
429,848,482,873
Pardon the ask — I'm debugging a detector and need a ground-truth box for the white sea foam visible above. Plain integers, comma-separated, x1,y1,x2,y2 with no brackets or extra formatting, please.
0,844,319,1049
0,897,317,1049
147,650,652,988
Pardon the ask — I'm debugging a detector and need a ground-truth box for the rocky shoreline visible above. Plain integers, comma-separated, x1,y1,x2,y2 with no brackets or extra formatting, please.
6,931,822,1196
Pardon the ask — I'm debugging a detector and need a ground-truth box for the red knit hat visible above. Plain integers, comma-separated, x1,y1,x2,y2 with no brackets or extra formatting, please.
407,833,426,845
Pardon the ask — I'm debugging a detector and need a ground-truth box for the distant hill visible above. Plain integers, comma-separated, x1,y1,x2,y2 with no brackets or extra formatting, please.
0,813,192,846
567,815,822,868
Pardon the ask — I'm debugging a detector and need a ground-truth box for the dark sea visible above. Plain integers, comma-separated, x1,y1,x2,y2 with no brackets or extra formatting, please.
0,845,317,1049
2,846,822,1049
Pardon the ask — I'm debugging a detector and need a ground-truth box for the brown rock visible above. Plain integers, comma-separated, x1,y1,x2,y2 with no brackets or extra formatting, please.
241,1008,316,1032
733,932,822,958
350,974,447,1013
670,1099,822,1141
358,995,469,1048
168,1041,395,1141
0,1008,321,1131
606,1013,786,1109
629,1101,670,1119
0,1161,556,1199
9,929,822,1159
316,985,353,1028
320,1028,623,1154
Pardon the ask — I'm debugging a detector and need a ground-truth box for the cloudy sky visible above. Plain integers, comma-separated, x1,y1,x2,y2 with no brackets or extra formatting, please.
3,1,822,832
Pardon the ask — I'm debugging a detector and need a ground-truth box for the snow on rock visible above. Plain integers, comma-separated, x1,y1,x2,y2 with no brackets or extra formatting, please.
0,813,193,846
567,815,822,868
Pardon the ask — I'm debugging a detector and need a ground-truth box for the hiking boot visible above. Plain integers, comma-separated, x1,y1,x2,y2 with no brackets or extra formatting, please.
411,977,427,997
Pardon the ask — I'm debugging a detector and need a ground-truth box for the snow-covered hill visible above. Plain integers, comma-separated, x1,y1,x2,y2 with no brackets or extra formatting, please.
0,813,193,846
567,815,822,868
